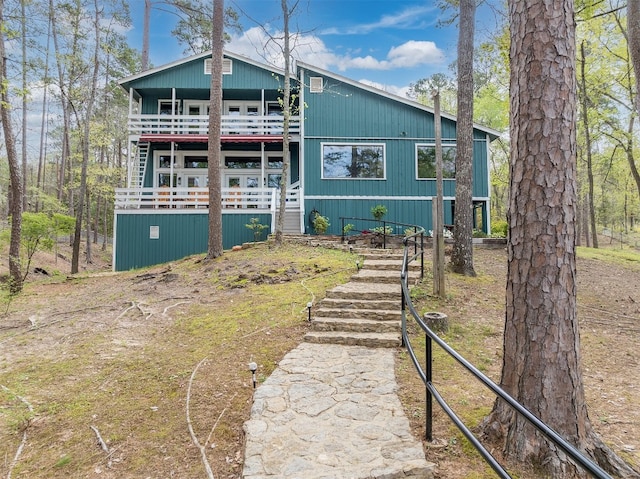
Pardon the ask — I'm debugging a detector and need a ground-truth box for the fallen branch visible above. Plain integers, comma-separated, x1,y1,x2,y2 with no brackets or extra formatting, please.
186,358,215,479
90,425,110,453
116,301,138,320
205,392,237,448
162,301,190,317
1,385,34,479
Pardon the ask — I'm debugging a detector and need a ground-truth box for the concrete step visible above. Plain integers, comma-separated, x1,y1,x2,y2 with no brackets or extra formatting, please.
310,317,401,334
303,331,402,348
315,307,401,321
318,297,400,311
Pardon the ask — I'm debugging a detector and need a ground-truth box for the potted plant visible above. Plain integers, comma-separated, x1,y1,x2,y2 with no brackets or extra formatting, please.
371,204,387,222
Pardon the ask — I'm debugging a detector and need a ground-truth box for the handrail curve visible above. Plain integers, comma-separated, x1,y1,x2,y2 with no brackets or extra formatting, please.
400,236,612,479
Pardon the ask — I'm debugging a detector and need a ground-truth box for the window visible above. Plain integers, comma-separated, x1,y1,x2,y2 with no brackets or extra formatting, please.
158,155,177,168
184,156,208,168
322,144,385,179
416,144,456,179
204,58,232,75
310,77,323,93
225,157,262,169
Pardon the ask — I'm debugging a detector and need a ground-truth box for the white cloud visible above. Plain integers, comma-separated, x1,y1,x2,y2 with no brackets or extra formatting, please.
320,5,438,35
387,40,444,68
227,29,444,73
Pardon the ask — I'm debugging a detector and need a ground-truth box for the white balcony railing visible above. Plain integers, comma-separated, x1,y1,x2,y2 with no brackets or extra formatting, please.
128,114,300,137
114,186,300,210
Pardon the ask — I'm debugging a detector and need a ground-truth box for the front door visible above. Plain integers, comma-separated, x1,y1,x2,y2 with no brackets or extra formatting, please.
225,174,260,208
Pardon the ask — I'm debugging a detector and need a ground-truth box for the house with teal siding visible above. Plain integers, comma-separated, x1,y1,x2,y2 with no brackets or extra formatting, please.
113,50,499,271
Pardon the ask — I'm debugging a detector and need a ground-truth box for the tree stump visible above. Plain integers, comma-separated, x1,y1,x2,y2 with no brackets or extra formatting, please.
423,312,448,333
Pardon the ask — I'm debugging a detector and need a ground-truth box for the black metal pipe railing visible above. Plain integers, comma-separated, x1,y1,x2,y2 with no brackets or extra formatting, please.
400,237,612,479
340,217,424,278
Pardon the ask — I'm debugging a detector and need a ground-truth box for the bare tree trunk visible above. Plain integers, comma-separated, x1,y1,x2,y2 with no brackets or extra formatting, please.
36,15,52,213
629,0,640,120
21,0,28,212
432,92,445,298
480,2,639,477
142,0,150,70
71,0,101,274
579,41,599,250
274,0,294,245
0,0,23,293
206,0,224,259
85,188,92,264
450,0,476,277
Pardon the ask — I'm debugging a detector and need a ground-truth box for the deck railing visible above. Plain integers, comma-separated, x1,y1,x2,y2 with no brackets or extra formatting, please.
400,234,612,479
127,114,301,137
114,186,300,210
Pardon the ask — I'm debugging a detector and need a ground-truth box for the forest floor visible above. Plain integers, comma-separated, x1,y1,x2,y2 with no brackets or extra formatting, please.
0,237,639,478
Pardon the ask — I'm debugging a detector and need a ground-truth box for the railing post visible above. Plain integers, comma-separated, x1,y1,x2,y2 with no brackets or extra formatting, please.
420,232,424,280
426,333,433,441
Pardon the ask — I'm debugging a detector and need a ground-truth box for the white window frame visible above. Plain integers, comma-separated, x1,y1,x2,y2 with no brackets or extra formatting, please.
204,58,233,75
158,99,180,115
415,142,457,180
321,143,386,180
310,77,324,93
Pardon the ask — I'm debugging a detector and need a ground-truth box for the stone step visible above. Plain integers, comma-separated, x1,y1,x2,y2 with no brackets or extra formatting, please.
315,307,401,321
303,331,402,348
318,297,400,311
351,269,402,284
326,282,401,301
310,317,401,334
363,259,422,271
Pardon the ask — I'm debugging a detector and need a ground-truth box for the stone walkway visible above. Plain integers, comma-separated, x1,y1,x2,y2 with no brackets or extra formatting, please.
242,342,434,478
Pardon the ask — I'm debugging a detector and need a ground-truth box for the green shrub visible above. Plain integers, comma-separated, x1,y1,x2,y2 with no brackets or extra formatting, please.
312,214,330,234
491,220,508,238
370,205,387,221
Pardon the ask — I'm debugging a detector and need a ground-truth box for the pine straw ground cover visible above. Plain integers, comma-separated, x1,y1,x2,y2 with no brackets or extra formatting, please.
397,245,640,478
0,241,639,478
0,242,357,478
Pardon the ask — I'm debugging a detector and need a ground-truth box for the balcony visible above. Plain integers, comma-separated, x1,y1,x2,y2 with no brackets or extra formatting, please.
114,186,301,210
127,114,301,140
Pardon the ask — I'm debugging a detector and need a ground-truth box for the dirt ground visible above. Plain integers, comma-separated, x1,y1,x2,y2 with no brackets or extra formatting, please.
397,245,640,478
1,240,639,478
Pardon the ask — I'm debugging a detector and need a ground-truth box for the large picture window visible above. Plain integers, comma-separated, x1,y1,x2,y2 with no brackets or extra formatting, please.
416,144,456,179
322,144,385,179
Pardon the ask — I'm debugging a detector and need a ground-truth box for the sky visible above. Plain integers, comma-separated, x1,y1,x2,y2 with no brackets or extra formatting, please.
131,0,501,98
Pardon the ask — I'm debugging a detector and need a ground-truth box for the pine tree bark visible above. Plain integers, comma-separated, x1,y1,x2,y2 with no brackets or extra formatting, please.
206,0,224,259
0,0,24,293
450,0,476,277
481,2,639,477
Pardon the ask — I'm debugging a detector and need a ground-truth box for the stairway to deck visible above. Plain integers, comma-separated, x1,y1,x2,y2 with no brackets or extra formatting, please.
304,248,421,348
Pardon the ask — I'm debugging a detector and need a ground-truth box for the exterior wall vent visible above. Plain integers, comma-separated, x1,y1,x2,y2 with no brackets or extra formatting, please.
309,76,324,93
204,58,233,75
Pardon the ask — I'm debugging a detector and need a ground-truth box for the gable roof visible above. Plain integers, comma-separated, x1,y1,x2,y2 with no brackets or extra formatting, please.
297,60,501,142
118,50,287,91
118,50,501,141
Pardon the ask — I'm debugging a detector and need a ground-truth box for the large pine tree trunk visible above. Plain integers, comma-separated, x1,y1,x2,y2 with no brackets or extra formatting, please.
0,0,24,293
450,0,476,277
206,0,224,259
481,2,639,477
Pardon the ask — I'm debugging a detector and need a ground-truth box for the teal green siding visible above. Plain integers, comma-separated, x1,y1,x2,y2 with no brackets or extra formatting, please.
301,68,490,204
304,199,459,236
114,212,271,271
